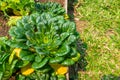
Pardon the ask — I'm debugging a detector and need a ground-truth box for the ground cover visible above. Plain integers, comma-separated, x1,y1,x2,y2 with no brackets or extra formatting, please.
76,0,120,79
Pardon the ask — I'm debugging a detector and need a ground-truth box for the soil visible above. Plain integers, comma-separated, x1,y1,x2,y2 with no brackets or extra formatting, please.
36,0,64,6
0,11,10,37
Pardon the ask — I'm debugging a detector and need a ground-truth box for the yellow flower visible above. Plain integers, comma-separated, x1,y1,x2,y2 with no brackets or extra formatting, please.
9,48,21,64
64,14,69,20
21,63,34,76
14,48,21,58
50,64,68,75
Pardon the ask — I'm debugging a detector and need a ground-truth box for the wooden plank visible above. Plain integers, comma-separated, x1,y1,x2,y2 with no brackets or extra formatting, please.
37,0,64,6
64,0,68,13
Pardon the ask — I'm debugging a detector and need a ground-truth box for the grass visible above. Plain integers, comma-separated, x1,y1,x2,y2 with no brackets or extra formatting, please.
76,0,120,80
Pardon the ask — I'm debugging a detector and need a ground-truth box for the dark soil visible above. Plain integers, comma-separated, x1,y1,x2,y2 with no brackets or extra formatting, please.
0,11,10,37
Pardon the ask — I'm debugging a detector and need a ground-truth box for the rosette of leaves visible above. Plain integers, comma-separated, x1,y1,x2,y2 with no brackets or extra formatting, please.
7,13,80,79
34,2,65,16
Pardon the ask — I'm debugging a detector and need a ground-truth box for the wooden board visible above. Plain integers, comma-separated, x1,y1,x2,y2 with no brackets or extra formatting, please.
36,0,64,6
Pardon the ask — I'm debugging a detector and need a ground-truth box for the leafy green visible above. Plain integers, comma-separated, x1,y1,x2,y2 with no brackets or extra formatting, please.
6,12,80,79
7,13,80,68
0,37,17,80
34,2,65,16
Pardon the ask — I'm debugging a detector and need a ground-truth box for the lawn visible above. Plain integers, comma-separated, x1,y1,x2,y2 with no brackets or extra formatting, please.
76,0,120,80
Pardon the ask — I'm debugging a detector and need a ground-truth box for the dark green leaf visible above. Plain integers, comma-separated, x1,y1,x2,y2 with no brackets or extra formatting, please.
35,55,44,63
49,57,64,64
32,57,49,69
20,50,35,61
16,60,29,68
61,59,75,66
55,45,70,57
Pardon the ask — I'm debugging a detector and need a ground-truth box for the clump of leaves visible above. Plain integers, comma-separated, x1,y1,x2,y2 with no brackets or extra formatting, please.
0,0,35,17
0,37,18,80
34,2,65,16
5,2,67,26
6,12,80,79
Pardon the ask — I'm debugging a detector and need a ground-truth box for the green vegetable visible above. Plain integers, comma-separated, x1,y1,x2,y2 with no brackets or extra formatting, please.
57,74,66,80
35,2,65,16
6,12,80,79
61,59,75,66
49,57,64,64
19,50,35,61
32,57,49,69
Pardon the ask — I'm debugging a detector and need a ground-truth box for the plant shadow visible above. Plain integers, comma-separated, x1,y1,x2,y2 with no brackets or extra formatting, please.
101,74,120,80
69,38,88,80
68,0,88,80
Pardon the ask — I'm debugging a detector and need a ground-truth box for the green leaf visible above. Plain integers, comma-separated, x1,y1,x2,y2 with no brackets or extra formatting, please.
30,14,36,24
9,27,17,38
24,23,34,30
49,57,64,64
60,32,69,41
66,35,76,45
70,47,77,57
61,59,75,66
57,74,66,80
20,50,35,61
6,40,28,49
0,53,9,64
10,59,18,74
32,57,49,69
35,47,49,55
35,55,44,63
25,30,35,40
16,60,29,68
17,74,25,80
16,21,24,27
0,71,3,80
55,45,70,57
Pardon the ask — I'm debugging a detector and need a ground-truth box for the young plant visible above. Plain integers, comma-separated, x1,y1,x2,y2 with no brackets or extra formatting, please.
6,12,80,79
